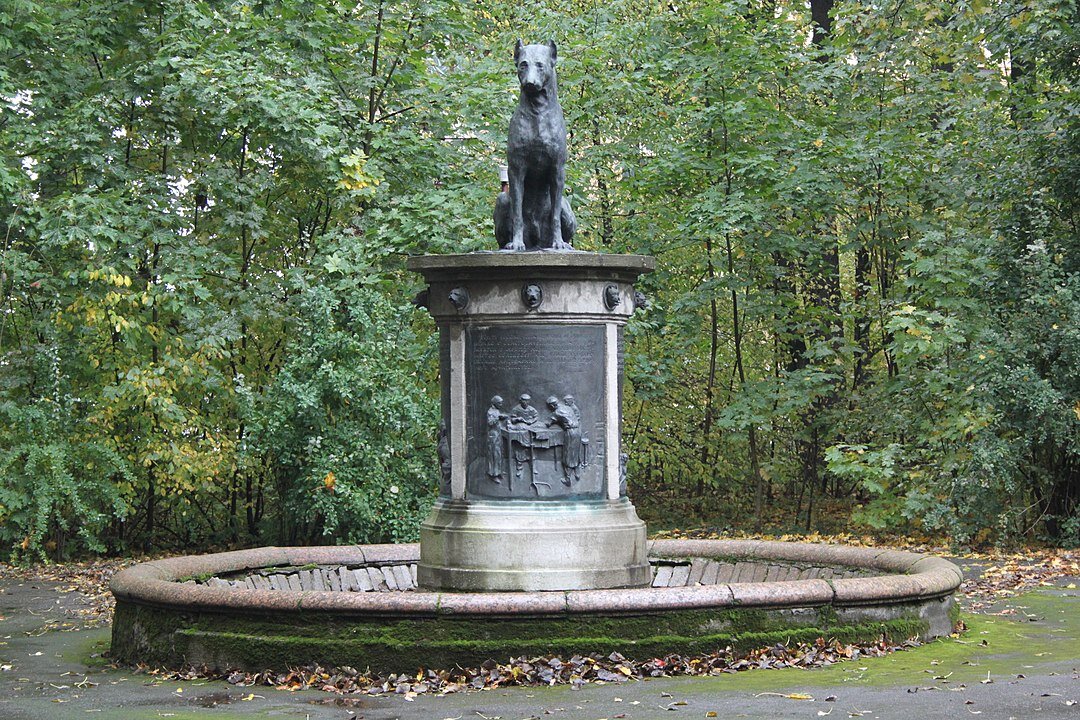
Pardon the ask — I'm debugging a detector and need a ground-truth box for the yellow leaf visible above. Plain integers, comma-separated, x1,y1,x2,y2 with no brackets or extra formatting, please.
323,471,336,491
813,138,824,148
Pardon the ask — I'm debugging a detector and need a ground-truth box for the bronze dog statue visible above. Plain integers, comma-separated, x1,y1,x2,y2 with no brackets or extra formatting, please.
494,40,576,251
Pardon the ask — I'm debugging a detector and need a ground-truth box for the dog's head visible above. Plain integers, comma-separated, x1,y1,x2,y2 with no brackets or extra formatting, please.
521,283,543,309
514,40,557,96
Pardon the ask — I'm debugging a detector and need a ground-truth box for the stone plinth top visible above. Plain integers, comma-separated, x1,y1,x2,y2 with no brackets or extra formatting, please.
407,251,654,282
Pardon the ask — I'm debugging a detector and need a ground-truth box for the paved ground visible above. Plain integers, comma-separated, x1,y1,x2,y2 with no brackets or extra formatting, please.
0,561,1076,720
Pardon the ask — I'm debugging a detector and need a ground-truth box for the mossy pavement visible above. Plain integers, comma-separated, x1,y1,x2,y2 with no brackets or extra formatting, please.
0,563,1077,720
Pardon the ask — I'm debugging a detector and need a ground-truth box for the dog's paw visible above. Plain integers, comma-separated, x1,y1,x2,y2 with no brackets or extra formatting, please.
551,239,573,251
504,240,527,252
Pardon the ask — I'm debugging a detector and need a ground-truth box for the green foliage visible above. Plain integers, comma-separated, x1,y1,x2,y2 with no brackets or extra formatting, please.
248,249,437,545
1,0,463,555
817,0,1080,544
0,399,130,561
0,0,1076,556
824,444,933,531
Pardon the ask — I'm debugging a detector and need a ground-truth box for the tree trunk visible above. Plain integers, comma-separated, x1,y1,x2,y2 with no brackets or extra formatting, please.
811,0,834,46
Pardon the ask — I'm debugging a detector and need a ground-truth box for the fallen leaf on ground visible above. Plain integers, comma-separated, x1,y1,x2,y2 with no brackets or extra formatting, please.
753,692,814,700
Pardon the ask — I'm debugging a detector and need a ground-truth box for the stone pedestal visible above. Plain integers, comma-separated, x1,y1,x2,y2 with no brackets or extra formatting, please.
408,252,653,591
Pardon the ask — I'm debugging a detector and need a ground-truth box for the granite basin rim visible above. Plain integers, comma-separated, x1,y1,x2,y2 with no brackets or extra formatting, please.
110,539,962,616
111,540,961,671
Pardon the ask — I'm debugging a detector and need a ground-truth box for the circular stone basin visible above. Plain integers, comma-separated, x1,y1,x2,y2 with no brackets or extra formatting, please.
110,540,962,673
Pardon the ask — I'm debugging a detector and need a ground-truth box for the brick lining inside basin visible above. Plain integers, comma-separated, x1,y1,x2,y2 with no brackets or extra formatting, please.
109,540,961,673
192,558,876,594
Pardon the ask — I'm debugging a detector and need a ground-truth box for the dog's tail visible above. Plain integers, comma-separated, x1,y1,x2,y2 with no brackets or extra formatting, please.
494,191,511,248
560,197,576,246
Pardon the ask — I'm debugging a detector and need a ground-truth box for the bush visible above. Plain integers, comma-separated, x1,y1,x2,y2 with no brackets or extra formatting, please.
248,266,438,545
0,401,130,561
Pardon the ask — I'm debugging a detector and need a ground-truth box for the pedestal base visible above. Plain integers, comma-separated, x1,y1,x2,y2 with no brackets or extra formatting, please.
418,498,651,591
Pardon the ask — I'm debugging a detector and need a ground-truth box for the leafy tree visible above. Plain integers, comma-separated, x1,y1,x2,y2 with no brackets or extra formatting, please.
1,0,1076,557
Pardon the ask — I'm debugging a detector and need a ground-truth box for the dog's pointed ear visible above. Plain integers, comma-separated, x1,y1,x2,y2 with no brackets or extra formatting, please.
514,39,523,63
548,40,557,63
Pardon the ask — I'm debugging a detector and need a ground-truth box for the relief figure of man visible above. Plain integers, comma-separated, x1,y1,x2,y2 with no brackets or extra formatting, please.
437,419,451,486
486,395,508,483
509,393,539,482
546,395,584,486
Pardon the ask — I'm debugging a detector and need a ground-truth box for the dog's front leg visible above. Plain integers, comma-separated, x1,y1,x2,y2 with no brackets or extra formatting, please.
550,164,570,250
506,164,527,251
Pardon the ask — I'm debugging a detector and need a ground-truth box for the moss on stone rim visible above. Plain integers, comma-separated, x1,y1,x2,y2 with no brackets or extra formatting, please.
112,599,933,674
109,541,960,674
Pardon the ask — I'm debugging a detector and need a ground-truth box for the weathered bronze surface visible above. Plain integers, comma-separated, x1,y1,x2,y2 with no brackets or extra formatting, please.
465,324,604,499
494,41,576,250
410,253,653,590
